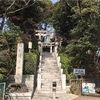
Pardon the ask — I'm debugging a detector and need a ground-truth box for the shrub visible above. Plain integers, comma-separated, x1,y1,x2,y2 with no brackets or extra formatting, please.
96,88,100,94
70,85,81,95
24,51,38,75
0,74,4,81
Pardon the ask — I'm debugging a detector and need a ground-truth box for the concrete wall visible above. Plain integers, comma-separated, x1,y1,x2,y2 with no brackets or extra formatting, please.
8,75,34,91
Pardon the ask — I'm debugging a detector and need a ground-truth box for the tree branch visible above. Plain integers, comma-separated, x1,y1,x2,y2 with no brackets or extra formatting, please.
7,0,34,15
64,0,72,8
6,0,16,12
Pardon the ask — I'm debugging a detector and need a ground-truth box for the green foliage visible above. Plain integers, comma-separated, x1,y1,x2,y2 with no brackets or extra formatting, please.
0,74,4,81
0,32,11,81
59,53,70,70
51,0,74,40
67,72,77,82
55,0,100,78
58,47,77,81
0,22,24,81
24,51,38,75
59,52,77,81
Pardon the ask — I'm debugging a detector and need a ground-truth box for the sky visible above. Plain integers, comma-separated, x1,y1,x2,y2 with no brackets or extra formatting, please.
51,0,59,3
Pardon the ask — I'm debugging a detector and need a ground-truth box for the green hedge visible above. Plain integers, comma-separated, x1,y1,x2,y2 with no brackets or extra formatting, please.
24,51,38,75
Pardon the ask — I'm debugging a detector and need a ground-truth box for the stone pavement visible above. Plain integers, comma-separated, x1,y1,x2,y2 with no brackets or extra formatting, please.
38,52,64,93
73,96,100,100
32,93,100,100
32,92,78,100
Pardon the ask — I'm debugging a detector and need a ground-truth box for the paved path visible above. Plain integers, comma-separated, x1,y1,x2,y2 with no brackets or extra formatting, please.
73,96,100,100
32,93,100,100
32,93,78,100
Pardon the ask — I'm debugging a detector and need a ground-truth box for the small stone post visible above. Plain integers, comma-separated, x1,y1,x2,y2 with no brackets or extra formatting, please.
62,74,66,90
50,45,52,53
37,74,41,90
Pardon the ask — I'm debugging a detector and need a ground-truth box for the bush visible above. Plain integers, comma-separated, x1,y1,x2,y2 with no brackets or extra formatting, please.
59,53,77,82
24,51,38,75
70,85,81,95
67,72,77,81
96,88,100,94
0,74,4,81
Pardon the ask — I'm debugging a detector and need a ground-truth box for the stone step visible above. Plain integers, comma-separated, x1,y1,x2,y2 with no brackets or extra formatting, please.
41,77,61,79
41,87,62,91
41,68,59,70
41,67,58,70
42,64,57,66
42,68,58,70
41,77,61,80
41,71,59,74
41,78,61,82
38,90,66,93
41,71,60,76
41,75,60,79
43,58,56,60
41,81,61,86
41,85,62,88
41,80,62,86
41,83,62,87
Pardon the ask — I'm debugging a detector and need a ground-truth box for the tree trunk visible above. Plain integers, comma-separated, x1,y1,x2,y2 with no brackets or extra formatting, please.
76,0,82,15
0,14,6,30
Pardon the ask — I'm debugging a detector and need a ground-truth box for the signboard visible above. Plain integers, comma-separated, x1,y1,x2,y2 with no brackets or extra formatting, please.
28,42,32,49
0,83,6,100
82,83,95,93
74,69,85,76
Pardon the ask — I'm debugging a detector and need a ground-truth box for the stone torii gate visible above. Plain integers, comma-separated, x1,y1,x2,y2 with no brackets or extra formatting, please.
35,30,58,53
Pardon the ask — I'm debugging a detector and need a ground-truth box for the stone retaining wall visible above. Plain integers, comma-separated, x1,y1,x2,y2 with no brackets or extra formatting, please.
8,75,34,91
7,75,34,100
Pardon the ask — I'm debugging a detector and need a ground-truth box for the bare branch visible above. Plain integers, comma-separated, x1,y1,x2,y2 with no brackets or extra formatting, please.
23,0,31,5
6,0,16,12
64,0,72,8
7,2,34,14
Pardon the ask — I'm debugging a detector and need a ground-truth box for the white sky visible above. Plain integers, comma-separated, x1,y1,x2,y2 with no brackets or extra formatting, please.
51,0,59,3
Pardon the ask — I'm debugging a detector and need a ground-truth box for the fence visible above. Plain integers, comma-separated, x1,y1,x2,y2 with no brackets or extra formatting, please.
0,83,6,100
70,78,100,95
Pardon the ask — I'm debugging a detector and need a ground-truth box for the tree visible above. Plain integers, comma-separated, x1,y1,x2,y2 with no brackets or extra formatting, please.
66,0,100,77
0,0,32,30
0,21,23,81
51,0,100,78
51,0,74,43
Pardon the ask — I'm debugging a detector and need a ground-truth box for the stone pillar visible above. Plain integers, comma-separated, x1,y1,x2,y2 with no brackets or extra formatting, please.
54,46,58,53
15,43,24,83
38,68,41,74
50,46,52,53
37,74,41,90
62,74,66,90
40,55,42,62
38,41,41,53
40,46,43,55
38,45,41,53
39,33,41,40
55,53,58,58
58,63,61,73
57,56,60,62
61,69,63,74
39,62,42,67
57,56,60,66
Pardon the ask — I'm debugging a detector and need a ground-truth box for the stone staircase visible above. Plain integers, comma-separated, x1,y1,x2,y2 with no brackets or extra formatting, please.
37,52,64,93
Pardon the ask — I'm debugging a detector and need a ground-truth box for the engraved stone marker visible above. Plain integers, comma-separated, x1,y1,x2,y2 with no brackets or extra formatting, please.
15,43,24,83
